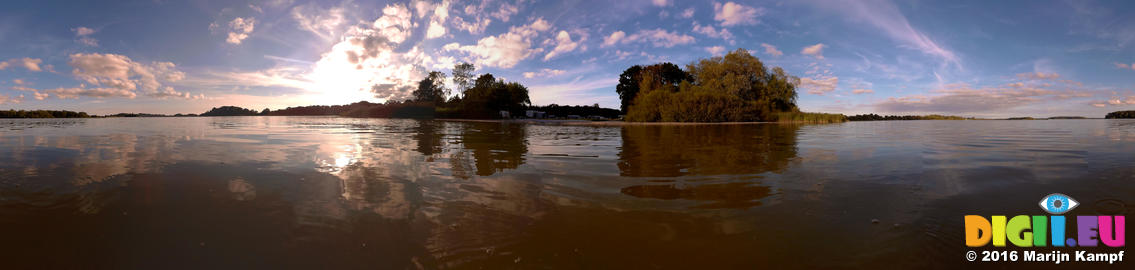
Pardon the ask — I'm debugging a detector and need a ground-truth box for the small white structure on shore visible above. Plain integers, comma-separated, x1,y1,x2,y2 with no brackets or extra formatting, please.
525,110,546,118
499,110,510,118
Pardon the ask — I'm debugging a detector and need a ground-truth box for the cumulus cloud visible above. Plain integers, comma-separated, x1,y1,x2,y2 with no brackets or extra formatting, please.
714,1,764,26
451,0,522,34
73,26,98,46
1114,62,1134,70
760,43,783,57
224,17,256,44
303,3,456,101
652,0,671,7
705,46,726,56
291,2,348,41
417,0,450,39
1016,72,1060,80
852,89,874,94
874,82,1093,113
0,58,44,72
800,76,839,95
67,53,194,99
0,94,22,104
445,18,551,68
523,68,566,78
693,22,733,42
607,29,695,48
802,43,826,59
544,30,583,60
601,31,626,48
680,8,695,18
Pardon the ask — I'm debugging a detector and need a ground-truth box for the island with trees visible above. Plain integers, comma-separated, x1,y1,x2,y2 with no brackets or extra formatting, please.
616,48,844,123
1105,110,1135,119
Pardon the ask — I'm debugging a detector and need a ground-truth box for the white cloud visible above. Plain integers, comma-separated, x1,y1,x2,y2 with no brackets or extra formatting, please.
225,17,256,44
445,18,552,68
451,0,524,34
800,76,838,95
420,0,451,39
802,43,826,59
713,1,764,26
67,53,193,99
1016,72,1060,80
601,31,626,48
0,58,44,72
652,0,671,7
544,31,582,60
73,27,98,46
760,43,782,57
705,46,726,56
452,16,491,34
1114,62,1134,70
0,94,22,104
680,8,695,18
693,22,733,42
523,68,566,78
291,2,348,41
615,29,695,48
852,89,874,94
371,4,414,44
300,3,462,102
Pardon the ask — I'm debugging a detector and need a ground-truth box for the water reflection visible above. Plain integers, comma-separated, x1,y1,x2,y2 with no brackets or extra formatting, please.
451,122,528,177
0,118,1133,269
617,124,799,177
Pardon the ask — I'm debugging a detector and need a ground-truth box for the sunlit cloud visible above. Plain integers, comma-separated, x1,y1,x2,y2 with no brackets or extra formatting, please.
0,58,44,72
801,43,825,59
760,43,782,57
714,1,764,26
72,26,98,46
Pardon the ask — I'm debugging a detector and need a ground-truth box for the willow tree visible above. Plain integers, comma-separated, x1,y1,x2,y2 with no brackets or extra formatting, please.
625,48,801,122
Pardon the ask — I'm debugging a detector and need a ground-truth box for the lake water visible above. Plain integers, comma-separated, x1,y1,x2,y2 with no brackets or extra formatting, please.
0,117,1132,269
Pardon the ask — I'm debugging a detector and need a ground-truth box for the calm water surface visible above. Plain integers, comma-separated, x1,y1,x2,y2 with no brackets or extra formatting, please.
0,117,1132,269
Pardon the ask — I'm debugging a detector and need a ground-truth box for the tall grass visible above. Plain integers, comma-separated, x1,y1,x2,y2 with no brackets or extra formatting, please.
774,112,848,123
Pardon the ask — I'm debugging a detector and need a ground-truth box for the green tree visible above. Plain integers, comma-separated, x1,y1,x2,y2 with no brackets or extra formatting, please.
412,71,448,105
625,48,801,122
461,73,531,117
616,65,643,113
452,62,476,97
616,63,688,113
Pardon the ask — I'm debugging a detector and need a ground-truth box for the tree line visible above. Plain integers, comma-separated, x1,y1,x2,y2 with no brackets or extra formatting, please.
0,110,91,118
847,114,972,121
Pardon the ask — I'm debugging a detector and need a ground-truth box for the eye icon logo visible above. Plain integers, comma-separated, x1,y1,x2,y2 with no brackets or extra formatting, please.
1039,193,1078,214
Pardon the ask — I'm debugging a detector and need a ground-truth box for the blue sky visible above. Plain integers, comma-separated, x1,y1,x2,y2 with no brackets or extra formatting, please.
1,0,1134,117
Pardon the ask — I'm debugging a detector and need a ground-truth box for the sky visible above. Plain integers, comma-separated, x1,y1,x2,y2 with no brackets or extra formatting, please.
1,0,1134,117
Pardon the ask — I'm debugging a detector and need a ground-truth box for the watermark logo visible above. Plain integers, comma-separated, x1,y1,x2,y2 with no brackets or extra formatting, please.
1039,193,1078,215
964,193,1126,264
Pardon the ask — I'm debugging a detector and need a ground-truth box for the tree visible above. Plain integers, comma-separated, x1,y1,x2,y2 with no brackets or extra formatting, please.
685,48,798,112
452,62,476,97
624,48,801,122
616,63,689,113
412,71,448,105
616,65,643,113
461,73,530,117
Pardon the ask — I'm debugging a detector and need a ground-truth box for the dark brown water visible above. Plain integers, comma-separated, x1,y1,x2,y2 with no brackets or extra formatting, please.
0,117,1132,269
